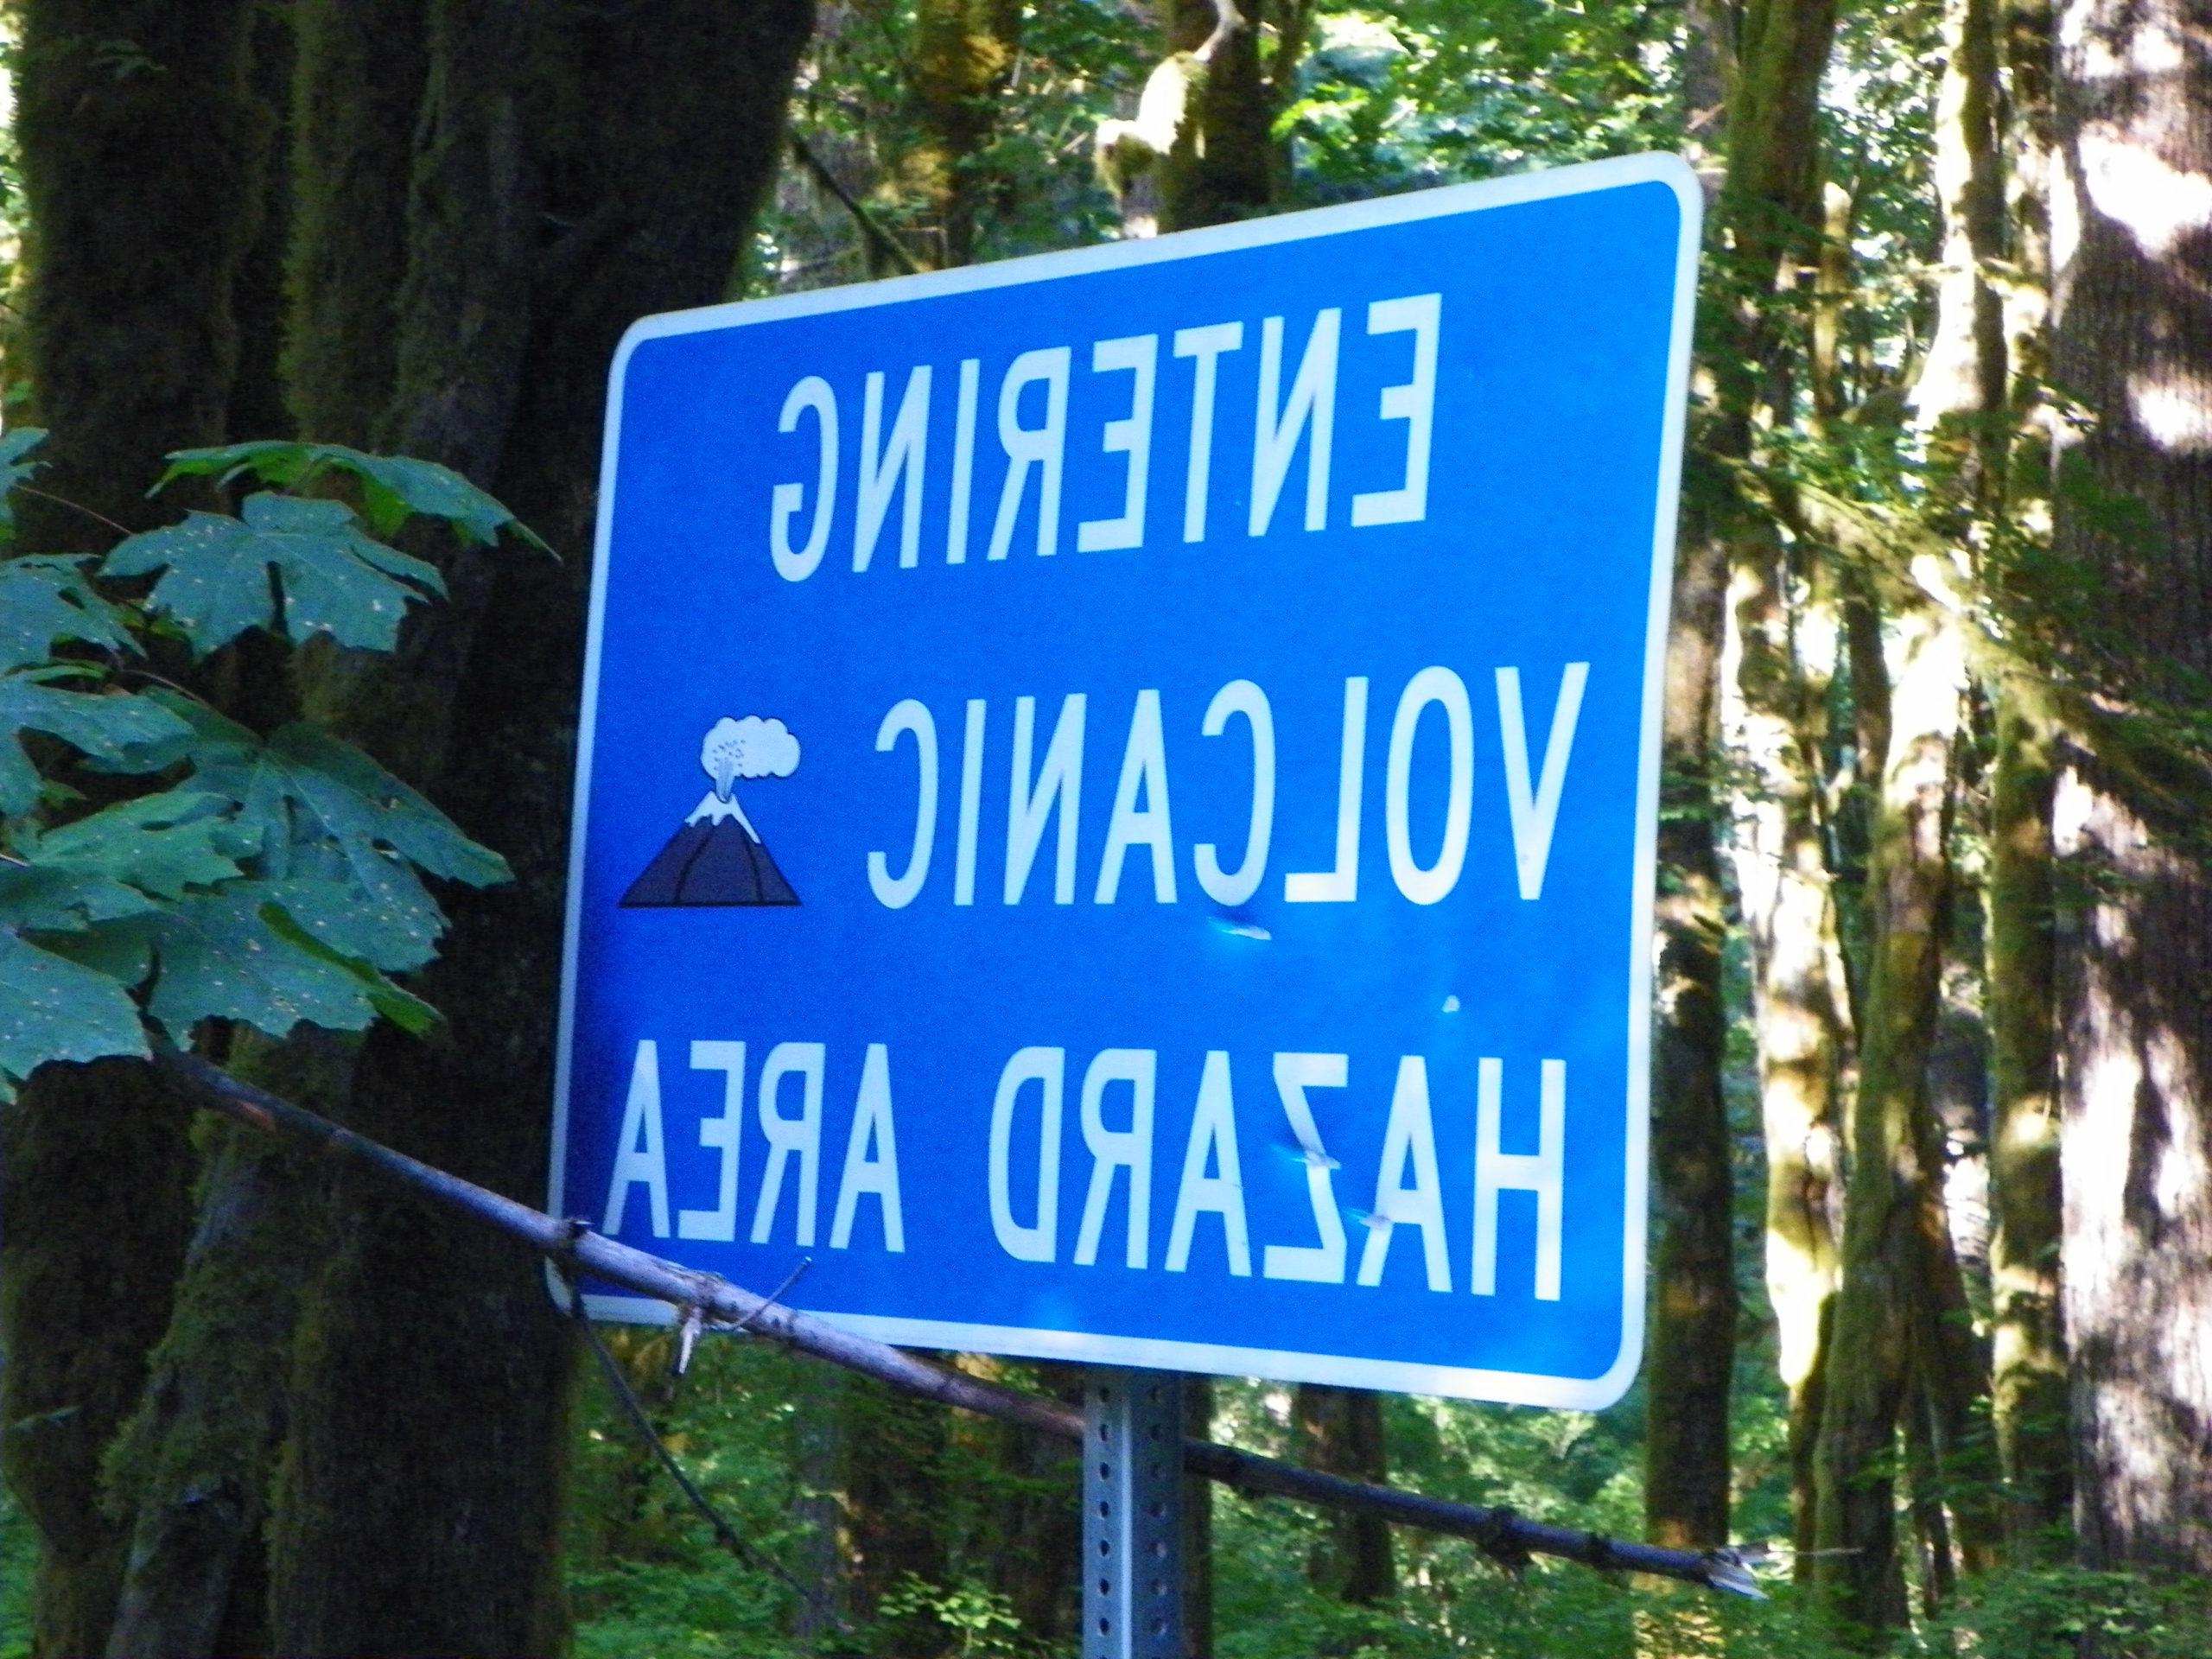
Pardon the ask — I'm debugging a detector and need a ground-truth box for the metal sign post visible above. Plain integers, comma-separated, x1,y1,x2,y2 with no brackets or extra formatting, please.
1083,1367,1184,1659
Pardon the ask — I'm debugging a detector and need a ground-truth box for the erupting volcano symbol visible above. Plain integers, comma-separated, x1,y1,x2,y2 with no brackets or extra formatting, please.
620,715,802,907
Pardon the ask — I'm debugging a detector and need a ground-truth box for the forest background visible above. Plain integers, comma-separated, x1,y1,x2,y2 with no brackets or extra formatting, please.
0,0,2208,1656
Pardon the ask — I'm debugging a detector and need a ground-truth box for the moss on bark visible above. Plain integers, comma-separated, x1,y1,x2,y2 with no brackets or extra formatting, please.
0,1063,194,1659
909,0,1023,267
14,0,260,540
283,0,426,450
1158,0,1273,232
264,6,815,1653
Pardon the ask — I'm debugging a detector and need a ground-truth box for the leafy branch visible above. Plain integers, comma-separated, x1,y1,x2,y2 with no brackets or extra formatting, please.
0,429,530,1096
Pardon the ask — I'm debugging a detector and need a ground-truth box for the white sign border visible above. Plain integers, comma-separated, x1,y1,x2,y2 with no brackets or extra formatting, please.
549,150,1703,1410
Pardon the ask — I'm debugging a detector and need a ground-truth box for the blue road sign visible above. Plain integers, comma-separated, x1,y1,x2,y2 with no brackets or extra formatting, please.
552,154,1700,1408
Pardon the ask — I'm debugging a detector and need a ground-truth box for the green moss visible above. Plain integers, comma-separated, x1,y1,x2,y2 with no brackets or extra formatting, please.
15,0,262,542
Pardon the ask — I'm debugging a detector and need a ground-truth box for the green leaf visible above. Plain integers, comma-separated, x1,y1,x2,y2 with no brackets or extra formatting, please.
155,439,315,493
0,428,49,544
0,676,195,815
254,855,442,973
0,926,149,1088
0,791,247,931
156,441,550,552
35,914,154,988
259,901,441,1035
214,721,508,889
0,555,137,672
103,496,446,655
182,722,508,970
90,686,256,776
137,886,407,1040
133,885,444,1039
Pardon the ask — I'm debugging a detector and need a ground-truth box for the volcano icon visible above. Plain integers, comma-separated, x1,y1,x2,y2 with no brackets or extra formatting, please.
621,715,802,907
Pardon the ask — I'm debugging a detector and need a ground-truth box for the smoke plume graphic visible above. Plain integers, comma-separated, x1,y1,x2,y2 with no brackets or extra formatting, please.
621,715,803,907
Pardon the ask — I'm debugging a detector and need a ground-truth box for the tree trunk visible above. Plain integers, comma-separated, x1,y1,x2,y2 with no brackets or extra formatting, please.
910,0,1023,267
1982,41,2068,1556
1649,0,1845,1559
1811,0,2016,1611
2049,0,2212,1574
1812,591,1967,1637
1644,514,1738,1553
1293,1387,1393,1605
1723,543,1847,1567
1642,0,1739,1560
284,0,427,450
99,1098,330,1659
1986,690,2070,1553
0,1065,194,1659
1910,0,2006,449
263,5,817,1653
12,0,260,539
1159,0,1271,232
4,7,265,1652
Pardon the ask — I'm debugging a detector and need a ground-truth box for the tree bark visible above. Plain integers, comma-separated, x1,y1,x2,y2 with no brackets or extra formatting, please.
4,7,264,1652
1812,591,1967,1636
284,0,427,450
99,1093,331,1659
1649,0,1844,1560
264,5,817,1653
1293,1386,1393,1605
910,0,1023,267
1159,0,1271,232
0,1065,194,1659
2049,0,2212,1574
1723,543,1848,1567
1644,515,1738,1553
12,0,260,539
1986,689,2070,1553
1642,0,1740,1567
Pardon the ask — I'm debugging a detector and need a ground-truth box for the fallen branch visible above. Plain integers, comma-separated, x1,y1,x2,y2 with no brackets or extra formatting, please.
153,1043,1764,1601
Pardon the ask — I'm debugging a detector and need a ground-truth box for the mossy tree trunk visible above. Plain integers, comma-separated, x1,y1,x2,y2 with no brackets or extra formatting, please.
1649,0,1843,1559
10,3,812,1649
260,7,815,1655
2,7,268,1656
2049,0,2212,1575
1158,0,1272,233
1723,543,1849,1567
1983,0,2072,1561
1900,0,2012,1586
0,1065,195,1659
1811,591,1972,1637
1644,503,1740,1555
1643,0,1738,1565
283,0,427,451
910,0,1023,267
1985,690,2069,1552
10,0,261,541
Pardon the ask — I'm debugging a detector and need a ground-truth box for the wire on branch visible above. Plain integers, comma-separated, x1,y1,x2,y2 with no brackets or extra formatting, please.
150,1042,1764,1602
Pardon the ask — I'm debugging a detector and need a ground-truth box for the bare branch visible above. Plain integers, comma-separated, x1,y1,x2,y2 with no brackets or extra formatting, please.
789,130,925,277
152,1042,1764,1601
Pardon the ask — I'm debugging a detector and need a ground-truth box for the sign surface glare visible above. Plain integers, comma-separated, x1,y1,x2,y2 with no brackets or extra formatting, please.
553,154,1701,1408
